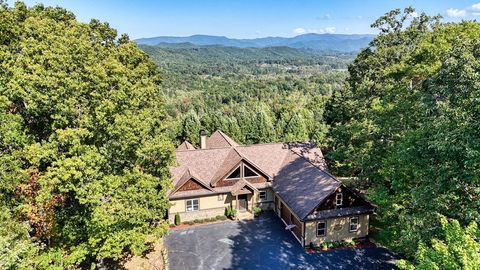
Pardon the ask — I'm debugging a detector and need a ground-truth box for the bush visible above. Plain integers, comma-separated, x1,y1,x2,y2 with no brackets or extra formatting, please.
225,206,237,219
193,219,201,224
174,213,181,226
215,215,224,220
218,216,227,221
253,206,262,216
184,221,194,225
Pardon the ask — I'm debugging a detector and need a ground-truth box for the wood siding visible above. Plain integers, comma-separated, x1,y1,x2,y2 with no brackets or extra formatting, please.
291,214,302,240
178,178,205,191
315,187,367,211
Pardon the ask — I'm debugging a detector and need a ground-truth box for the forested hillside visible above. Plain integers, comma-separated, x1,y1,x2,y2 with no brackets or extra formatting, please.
140,44,353,146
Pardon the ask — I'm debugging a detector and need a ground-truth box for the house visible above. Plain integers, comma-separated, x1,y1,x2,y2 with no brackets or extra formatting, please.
168,130,375,247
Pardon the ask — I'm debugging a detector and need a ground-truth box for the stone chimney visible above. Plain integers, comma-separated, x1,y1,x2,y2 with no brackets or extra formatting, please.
200,129,207,149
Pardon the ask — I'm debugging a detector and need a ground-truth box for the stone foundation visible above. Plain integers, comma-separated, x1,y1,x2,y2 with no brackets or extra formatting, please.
169,207,226,224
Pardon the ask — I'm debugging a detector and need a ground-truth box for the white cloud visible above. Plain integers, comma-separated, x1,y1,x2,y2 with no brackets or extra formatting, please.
472,3,480,10
316,14,331,20
293,28,307,34
293,27,336,35
410,11,419,18
473,12,480,16
447,8,466,17
324,27,336,33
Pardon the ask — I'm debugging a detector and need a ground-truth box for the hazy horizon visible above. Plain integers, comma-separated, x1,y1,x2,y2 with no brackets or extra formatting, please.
11,0,480,39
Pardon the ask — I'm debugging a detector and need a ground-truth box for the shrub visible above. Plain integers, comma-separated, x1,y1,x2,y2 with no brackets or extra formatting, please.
253,206,262,216
225,206,237,219
218,216,227,221
184,221,194,225
215,215,224,220
174,213,181,226
193,219,201,224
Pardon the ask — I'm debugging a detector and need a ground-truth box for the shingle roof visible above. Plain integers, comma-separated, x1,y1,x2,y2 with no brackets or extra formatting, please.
177,141,196,151
170,130,345,220
273,151,341,220
206,130,239,149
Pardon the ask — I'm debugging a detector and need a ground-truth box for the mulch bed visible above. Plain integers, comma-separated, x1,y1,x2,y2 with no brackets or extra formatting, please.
306,241,377,253
169,219,232,230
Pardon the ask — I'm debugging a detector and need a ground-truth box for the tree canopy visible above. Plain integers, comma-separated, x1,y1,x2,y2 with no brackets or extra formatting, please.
0,1,173,268
326,7,480,262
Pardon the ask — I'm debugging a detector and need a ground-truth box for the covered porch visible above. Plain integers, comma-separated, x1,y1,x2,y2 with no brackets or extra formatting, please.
230,179,258,218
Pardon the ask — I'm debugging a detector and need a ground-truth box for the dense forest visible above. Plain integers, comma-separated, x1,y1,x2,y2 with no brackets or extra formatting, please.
140,44,352,146
1,1,479,269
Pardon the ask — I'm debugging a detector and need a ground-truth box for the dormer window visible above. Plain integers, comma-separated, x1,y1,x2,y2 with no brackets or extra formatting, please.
226,166,241,179
335,192,343,206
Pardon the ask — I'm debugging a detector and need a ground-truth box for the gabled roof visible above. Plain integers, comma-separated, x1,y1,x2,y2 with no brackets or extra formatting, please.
169,130,356,220
273,151,341,220
206,130,239,149
177,141,196,151
169,168,212,196
231,179,258,196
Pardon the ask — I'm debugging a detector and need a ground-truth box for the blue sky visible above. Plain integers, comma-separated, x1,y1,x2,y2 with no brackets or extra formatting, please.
13,0,480,39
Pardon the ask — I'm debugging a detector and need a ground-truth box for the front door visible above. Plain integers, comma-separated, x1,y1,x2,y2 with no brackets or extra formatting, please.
238,194,248,212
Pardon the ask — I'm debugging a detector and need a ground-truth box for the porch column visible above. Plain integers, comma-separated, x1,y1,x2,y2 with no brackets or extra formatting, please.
235,194,239,220
236,194,239,211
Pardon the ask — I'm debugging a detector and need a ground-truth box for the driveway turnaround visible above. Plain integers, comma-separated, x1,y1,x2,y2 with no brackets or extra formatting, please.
165,212,397,270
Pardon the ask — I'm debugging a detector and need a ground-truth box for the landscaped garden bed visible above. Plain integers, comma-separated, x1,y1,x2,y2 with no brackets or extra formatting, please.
306,239,376,253
169,215,229,230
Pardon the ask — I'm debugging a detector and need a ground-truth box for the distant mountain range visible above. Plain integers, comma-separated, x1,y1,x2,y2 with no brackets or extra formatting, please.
135,33,375,52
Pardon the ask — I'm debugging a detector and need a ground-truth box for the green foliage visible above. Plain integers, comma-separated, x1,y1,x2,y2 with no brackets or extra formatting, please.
0,1,174,267
253,206,262,216
225,206,237,218
398,216,480,270
141,42,350,146
326,6,480,259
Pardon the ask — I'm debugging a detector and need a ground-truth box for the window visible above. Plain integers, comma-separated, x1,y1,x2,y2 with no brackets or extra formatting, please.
186,199,199,212
259,191,267,200
349,216,359,232
317,221,326,236
226,166,241,179
217,194,224,201
244,164,259,177
335,192,343,206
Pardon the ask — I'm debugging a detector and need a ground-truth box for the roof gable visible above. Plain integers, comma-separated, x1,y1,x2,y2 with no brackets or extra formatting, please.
177,141,195,151
273,151,341,220
170,169,212,196
206,130,239,149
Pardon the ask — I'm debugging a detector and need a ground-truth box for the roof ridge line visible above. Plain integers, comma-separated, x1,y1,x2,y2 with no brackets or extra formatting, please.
176,147,230,152
289,150,341,184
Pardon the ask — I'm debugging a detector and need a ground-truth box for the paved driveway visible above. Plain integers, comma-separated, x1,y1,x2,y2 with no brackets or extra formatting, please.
165,212,397,270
